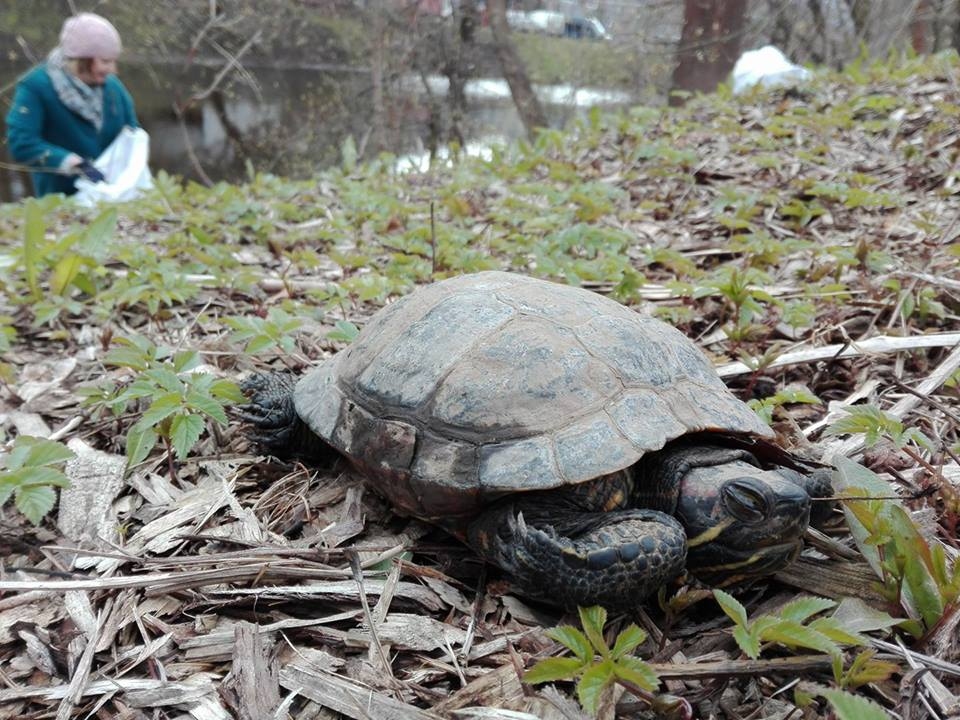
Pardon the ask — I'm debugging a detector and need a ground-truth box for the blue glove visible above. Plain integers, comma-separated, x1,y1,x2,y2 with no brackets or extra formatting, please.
77,160,106,183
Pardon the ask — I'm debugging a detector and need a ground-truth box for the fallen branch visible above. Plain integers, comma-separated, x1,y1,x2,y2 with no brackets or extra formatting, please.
716,332,960,378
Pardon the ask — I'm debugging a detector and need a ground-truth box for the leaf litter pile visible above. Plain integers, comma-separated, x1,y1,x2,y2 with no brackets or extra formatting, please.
1,54,959,719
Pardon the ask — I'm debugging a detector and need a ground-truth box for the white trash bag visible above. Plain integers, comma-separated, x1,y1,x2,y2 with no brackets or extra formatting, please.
732,45,812,94
74,126,154,206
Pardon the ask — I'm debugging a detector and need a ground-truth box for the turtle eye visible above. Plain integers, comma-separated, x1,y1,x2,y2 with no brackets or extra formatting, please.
722,479,771,523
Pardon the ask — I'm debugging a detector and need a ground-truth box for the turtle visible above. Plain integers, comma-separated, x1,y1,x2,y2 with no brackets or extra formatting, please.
241,271,832,610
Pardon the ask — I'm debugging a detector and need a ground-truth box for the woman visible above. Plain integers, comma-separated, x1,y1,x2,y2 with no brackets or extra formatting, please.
5,13,139,197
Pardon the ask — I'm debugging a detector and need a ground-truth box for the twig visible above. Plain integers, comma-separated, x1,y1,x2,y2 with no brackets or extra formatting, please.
347,550,395,683
716,332,960,378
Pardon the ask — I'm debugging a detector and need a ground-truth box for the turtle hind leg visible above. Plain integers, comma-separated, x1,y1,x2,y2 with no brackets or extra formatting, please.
467,504,687,610
239,372,337,465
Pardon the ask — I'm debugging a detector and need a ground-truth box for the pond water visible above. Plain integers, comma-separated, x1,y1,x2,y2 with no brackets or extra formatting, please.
1,61,635,201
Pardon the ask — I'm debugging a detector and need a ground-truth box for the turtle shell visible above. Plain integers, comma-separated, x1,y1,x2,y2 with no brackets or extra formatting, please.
293,272,771,520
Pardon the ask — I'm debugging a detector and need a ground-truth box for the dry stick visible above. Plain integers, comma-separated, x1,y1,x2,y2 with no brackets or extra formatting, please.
893,270,960,293
894,635,960,718
715,332,960,378
648,654,835,680
0,563,307,593
347,550,395,685
56,599,105,720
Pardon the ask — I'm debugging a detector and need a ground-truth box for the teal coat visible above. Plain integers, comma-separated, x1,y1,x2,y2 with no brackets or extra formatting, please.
5,65,138,197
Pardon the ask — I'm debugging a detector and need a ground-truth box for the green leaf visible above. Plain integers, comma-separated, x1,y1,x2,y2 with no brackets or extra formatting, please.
778,596,836,624
522,656,585,684
125,424,158,467
327,320,360,343
830,598,903,634
900,541,945,628
15,484,57,525
807,617,871,647
50,254,82,296
20,437,76,467
245,334,276,354
760,620,841,656
732,624,761,659
145,367,185,394
820,688,889,720
612,655,659,692
139,393,184,427
209,379,245,403
611,624,647,659
341,135,358,172
714,589,748,628
577,660,615,716
172,350,202,373
546,626,593,662
578,605,609,656
23,199,44,298
79,207,118,258
170,413,205,460
184,389,229,425
2,467,71,490
842,650,899,689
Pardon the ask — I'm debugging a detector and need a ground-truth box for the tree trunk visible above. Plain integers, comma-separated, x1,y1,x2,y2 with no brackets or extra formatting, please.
444,0,479,148
669,0,748,106
845,0,871,42
369,8,388,155
807,0,827,64
910,0,932,53
487,0,548,140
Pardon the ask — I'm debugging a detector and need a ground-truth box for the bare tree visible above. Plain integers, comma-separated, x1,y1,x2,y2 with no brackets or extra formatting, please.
670,0,748,106
487,0,548,140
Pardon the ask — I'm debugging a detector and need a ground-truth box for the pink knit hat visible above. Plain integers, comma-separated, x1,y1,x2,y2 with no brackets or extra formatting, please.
60,13,122,60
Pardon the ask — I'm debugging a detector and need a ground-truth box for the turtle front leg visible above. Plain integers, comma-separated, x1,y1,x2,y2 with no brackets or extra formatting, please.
467,502,687,610
239,372,337,464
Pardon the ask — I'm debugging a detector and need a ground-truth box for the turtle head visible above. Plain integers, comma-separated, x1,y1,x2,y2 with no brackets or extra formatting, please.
674,459,811,587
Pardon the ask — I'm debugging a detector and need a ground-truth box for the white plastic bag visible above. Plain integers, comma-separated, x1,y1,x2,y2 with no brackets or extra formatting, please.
732,45,812,94
74,126,154,206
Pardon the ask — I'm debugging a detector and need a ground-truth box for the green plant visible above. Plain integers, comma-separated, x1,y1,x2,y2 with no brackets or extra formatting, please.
695,266,775,341
20,201,118,327
715,590,898,716
832,457,960,635
825,404,932,451
748,386,821,425
811,686,890,720
714,590,869,660
882,279,948,324
80,336,244,475
225,308,304,354
0,436,74,524
523,606,661,716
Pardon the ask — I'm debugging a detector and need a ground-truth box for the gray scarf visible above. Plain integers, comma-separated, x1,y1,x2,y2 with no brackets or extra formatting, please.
46,48,104,132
